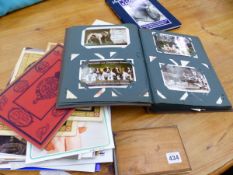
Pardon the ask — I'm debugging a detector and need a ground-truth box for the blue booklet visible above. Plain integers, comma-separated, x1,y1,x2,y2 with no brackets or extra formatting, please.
57,24,231,111
105,0,181,30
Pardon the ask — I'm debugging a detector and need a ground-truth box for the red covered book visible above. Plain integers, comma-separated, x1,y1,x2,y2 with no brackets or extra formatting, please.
0,45,73,148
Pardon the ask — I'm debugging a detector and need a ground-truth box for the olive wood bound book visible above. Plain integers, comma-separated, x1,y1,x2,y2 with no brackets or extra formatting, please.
114,126,191,175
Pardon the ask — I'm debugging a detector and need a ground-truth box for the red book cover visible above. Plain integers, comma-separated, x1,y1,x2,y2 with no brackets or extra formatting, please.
0,45,73,148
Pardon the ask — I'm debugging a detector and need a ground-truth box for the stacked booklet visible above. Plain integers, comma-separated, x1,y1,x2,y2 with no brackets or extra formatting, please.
0,44,114,172
56,24,231,111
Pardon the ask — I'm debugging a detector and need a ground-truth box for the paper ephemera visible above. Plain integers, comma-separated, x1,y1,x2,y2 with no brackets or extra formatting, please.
26,107,114,163
0,48,76,137
0,45,73,148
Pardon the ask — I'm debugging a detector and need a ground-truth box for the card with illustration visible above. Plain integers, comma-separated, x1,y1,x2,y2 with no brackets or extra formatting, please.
79,59,136,88
25,107,114,164
82,26,130,48
153,33,196,57
160,64,210,93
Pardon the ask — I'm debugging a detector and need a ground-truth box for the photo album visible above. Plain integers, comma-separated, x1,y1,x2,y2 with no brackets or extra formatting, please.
105,0,181,30
56,24,231,111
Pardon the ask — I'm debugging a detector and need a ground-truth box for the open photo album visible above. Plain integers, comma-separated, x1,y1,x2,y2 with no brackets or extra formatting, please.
57,24,231,111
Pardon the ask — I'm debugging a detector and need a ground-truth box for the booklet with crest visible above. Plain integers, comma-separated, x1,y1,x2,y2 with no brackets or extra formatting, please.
105,0,181,30
57,24,231,111
0,45,73,148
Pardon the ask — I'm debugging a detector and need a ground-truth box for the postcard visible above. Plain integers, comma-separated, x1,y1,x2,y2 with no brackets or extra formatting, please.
160,64,210,93
81,26,130,48
0,136,26,155
153,33,197,57
118,0,171,29
79,59,136,88
25,107,114,163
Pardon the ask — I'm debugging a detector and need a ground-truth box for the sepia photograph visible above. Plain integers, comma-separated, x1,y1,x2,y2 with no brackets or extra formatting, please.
0,136,26,155
153,33,196,57
119,0,168,27
160,64,210,93
82,26,130,48
79,59,136,88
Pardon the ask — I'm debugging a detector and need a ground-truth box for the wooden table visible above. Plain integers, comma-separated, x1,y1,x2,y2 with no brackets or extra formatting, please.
0,0,232,174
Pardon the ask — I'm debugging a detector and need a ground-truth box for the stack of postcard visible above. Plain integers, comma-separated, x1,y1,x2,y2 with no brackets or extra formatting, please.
0,44,114,172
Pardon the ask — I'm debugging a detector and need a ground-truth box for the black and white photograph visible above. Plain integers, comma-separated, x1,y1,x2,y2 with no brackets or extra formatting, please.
160,64,210,93
0,136,26,155
79,59,136,88
82,26,130,48
153,33,196,57
119,0,168,27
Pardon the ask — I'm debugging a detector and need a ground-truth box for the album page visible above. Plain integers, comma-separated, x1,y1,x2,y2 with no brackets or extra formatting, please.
139,29,231,110
57,24,152,108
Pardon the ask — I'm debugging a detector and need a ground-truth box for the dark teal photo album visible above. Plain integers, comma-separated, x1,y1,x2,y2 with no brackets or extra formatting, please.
57,24,232,111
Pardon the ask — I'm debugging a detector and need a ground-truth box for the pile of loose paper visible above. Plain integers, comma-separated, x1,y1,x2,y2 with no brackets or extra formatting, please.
0,20,115,172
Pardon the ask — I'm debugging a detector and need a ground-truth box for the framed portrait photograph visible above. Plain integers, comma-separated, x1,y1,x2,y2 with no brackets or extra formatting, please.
79,59,136,88
160,64,210,93
153,33,197,57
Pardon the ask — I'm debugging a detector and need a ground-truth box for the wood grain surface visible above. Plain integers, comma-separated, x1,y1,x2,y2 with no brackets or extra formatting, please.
115,126,191,175
0,0,233,175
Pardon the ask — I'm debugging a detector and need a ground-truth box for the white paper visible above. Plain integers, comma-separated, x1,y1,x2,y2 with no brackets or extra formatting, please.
10,161,96,172
92,19,113,25
0,163,11,169
40,170,71,175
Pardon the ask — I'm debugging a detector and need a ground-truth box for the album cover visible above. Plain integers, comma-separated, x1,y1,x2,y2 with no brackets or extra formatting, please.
57,24,231,110
105,0,181,30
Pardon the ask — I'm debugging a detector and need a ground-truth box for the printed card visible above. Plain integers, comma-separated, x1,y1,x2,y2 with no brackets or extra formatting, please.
26,107,114,163
0,45,73,148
